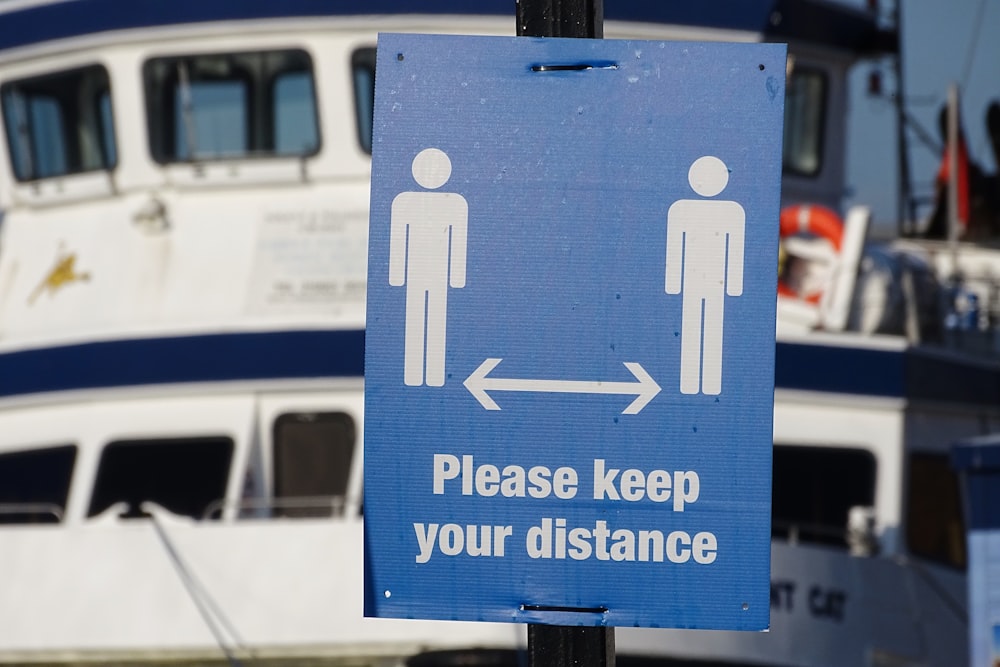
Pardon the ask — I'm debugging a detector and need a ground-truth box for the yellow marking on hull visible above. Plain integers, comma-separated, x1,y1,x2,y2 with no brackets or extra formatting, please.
30,253,91,305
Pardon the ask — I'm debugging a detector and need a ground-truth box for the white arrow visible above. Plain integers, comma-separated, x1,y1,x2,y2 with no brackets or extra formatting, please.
464,358,661,414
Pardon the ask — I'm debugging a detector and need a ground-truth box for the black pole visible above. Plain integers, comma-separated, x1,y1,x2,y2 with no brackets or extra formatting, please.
515,2,614,667
516,0,604,39
527,624,614,667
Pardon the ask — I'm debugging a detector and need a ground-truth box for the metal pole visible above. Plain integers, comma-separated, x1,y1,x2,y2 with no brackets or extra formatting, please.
527,624,615,667
514,2,614,667
516,0,603,39
891,0,915,235
947,83,960,271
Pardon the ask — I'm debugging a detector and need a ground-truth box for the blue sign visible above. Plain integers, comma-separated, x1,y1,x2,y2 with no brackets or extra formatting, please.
953,438,1000,666
364,33,784,630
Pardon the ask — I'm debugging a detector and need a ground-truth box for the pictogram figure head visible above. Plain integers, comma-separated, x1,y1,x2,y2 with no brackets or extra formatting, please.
412,148,452,189
688,156,729,197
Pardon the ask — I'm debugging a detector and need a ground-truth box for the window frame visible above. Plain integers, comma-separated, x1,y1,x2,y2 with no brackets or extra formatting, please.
142,48,321,165
271,411,356,518
87,436,234,521
0,444,77,524
771,444,877,549
905,451,967,570
782,65,828,178
1,63,117,182
351,46,376,155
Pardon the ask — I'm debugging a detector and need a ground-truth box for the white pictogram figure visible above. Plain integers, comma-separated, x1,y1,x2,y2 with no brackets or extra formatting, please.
390,148,468,386
665,156,745,395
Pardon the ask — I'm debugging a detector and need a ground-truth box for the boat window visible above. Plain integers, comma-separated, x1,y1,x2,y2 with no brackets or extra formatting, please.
272,412,355,518
772,445,876,548
144,49,319,162
782,67,826,177
906,453,966,570
615,658,801,667
0,445,76,524
1,65,116,181
88,437,233,520
352,47,376,154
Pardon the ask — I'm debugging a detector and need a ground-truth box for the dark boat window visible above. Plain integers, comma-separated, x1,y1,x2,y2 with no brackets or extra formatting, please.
906,452,966,570
1,64,116,181
274,70,317,154
144,49,319,162
0,445,76,524
272,412,355,518
88,437,233,520
772,445,876,548
616,658,800,667
782,66,827,177
351,47,376,154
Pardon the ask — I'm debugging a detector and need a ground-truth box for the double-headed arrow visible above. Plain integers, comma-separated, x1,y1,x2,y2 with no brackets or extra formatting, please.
464,358,661,414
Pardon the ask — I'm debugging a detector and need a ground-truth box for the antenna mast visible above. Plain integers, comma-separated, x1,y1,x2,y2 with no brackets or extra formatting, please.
892,0,915,235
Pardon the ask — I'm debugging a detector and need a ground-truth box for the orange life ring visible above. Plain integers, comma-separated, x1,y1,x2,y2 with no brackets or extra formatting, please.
778,204,844,304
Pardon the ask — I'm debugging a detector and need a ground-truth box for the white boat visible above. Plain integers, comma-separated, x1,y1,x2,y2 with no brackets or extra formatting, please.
0,1,990,665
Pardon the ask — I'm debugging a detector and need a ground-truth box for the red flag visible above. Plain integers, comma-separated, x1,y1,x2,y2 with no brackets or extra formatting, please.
936,132,971,229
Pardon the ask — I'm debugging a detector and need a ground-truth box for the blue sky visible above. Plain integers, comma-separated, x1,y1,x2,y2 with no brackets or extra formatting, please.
842,0,1000,235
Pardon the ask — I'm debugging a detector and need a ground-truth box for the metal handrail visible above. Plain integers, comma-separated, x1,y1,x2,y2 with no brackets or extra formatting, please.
771,519,848,546
201,495,347,521
0,502,64,522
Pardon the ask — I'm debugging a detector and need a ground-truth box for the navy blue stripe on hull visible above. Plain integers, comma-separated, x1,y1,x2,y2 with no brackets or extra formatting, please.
776,340,1000,407
3,333,995,406
0,330,364,399
0,0,893,56
775,341,906,398
952,439,1000,530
